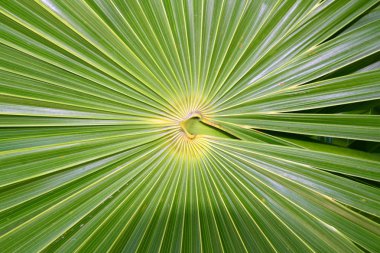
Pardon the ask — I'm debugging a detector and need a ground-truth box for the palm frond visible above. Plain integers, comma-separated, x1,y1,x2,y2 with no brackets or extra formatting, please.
1,0,379,252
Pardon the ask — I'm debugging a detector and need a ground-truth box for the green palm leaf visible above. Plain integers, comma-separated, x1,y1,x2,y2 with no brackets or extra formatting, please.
1,0,379,252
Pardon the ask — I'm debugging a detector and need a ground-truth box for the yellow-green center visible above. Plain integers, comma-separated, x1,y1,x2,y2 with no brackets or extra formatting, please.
180,115,235,140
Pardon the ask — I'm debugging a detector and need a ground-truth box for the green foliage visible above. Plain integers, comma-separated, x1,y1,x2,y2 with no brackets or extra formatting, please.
1,0,380,252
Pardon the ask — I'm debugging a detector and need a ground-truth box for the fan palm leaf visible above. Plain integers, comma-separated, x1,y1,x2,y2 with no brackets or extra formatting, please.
1,0,379,252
